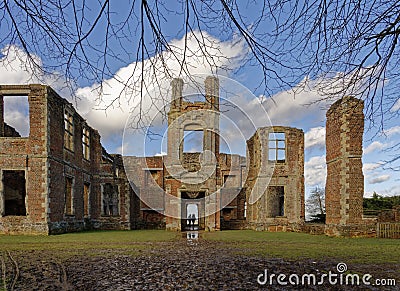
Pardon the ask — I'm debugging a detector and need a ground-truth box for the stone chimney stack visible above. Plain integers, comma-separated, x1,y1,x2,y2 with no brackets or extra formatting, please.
171,78,183,110
205,76,219,110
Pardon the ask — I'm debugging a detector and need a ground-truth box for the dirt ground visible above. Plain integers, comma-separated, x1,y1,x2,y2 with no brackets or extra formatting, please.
1,236,398,290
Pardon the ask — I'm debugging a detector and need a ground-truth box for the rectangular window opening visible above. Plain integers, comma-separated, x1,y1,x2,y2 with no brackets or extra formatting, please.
144,170,159,186
65,177,74,215
268,186,285,217
2,170,26,216
2,96,29,137
183,93,206,103
183,130,204,153
82,126,90,160
64,109,74,151
268,132,286,163
102,183,119,216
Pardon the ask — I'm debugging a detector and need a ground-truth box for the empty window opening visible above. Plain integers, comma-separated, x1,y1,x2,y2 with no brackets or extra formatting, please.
144,169,159,186
268,132,286,163
3,96,29,137
102,183,119,216
223,175,236,187
183,130,204,153
183,93,205,103
82,126,90,160
65,177,74,215
64,109,74,151
84,183,90,217
268,186,285,217
2,170,26,216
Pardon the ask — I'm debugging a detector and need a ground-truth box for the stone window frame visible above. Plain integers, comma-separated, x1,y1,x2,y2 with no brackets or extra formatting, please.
64,107,74,152
101,183,120,216
268,132,286,163
64,175,75,216
82,125,90,160
1,94,30,138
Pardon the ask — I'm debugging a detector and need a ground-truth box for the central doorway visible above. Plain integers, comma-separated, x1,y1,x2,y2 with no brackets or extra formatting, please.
186,203,198,230
181,191,205,231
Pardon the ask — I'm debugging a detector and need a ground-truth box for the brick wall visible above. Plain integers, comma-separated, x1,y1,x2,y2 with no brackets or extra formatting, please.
0,85,49,234
325,96,364,225
245,126,305,229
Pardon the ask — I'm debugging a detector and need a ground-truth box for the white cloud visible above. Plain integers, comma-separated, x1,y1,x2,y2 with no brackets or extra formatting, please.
0,34,246,153
0,45,42,84
2,96,30,136
380,184,400,196
383,125,400,137
363,162,383,172
366,184,400,197
368,175,390,184
390,99,400,112
0,45,72,136
0,45,68,93
304,127,325,150
363,141,385,154
76,31,247,143
305,155,327,187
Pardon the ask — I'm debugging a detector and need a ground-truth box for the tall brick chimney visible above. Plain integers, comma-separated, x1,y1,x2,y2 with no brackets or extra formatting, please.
325,96,364,225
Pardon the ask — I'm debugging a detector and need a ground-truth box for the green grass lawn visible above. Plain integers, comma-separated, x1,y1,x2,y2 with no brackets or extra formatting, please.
204,230,400,264
0,230,399,264
0,230,178,258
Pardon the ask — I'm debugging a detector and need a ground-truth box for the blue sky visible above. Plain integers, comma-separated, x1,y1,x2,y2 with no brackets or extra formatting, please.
0,2,399,199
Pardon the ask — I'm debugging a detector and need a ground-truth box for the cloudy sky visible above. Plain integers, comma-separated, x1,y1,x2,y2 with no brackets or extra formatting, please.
0,8,399,199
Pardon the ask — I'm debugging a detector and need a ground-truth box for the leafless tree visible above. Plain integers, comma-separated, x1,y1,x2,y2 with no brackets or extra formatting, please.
306,186,325,221
0,1,399,133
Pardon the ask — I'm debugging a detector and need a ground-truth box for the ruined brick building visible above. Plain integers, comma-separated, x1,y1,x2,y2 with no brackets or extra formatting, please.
0,78,372,236
0,85,132,234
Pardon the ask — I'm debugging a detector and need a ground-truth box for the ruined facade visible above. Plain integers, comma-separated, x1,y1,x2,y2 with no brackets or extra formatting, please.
0,79,375,236
125,77,249,231
0,85,131,234
245,127,305,231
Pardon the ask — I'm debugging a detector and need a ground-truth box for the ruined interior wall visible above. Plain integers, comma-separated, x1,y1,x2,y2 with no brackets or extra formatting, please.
0,85,130,234
135,156,165,229
0,85,49,234
245,126,305,231
325,97,364,226
219,153,246,222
